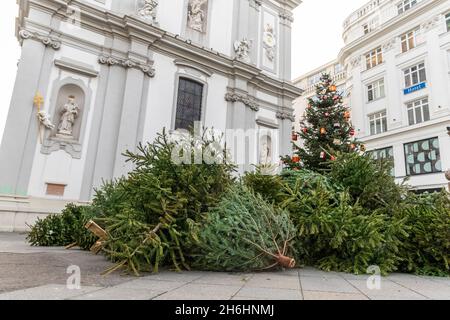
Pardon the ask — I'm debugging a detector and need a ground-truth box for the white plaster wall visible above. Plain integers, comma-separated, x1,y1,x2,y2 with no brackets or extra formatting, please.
157,0,184,37
209,0,234,56
203,73,229,130
83,0,113,11
142,53,178,143
27,46,100,201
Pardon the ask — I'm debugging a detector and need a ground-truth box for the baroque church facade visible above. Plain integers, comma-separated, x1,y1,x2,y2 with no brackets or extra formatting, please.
0,0,302,231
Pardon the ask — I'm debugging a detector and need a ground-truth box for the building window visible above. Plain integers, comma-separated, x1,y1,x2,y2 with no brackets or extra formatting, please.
308,72,324,86
404,137,441,176
401,28,419,53
407,97,430,125
369,111,387,135
369,146,395,176
367,79,385,102
363,17,379,34
366,47,383,70
397,0,418,15
446,13,450,32
334,64,343,75
175,78,204,130
404,62,426,88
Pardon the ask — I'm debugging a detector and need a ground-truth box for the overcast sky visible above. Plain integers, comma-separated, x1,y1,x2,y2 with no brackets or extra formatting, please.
0,0,369,141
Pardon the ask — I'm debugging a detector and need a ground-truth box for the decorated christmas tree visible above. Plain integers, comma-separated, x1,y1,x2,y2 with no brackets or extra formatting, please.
284,73,364,171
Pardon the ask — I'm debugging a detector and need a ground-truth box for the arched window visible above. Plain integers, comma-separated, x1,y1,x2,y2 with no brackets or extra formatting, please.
175,78,204,130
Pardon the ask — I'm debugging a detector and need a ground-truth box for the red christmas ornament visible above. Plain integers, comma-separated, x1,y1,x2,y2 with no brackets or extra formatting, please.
330,156,336,161
320,152,326,159
302,127,308,134
292,155,301,163
349,128,355,136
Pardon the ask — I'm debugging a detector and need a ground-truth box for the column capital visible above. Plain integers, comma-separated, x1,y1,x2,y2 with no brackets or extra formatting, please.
18,29,61,50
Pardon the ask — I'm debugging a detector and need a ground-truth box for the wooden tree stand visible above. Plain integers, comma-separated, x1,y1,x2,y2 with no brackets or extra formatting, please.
85,220,108,254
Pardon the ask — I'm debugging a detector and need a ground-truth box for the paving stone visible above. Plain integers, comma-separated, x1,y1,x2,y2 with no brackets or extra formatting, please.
235,287,302,300
348,279,428,300
142,271,204,283
0,284,102,300
419,276,450,287
114,279,186,293
192,273,252,286
387,275,450,300
300,276,359,293
298,267,344,279
154,284,241,300
244,273,300,290
303,291,368,300
70,287,162,300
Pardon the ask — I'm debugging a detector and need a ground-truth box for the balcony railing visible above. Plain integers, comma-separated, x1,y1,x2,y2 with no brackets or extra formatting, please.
302,72,347,95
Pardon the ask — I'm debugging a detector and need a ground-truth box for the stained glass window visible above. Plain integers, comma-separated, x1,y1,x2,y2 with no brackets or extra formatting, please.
175,78,204,130
404,137,441,176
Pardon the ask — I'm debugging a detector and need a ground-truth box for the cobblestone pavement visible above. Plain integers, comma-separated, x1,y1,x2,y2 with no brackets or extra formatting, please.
0,233,449,300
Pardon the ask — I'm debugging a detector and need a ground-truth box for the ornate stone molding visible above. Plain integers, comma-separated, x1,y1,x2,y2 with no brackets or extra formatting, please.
225,91,259,112
350,56,361,68
249,0,262,10
421,15,441,31
279,11,294,23
41,138,83,159
276,111,295,122
19,29,61,50
382,38,396,52
98,55,155,77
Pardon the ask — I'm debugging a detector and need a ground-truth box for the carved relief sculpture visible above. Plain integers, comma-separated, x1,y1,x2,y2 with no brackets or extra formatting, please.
259,136,272,164
234,38,252,63
263,24,276,62
138,0,158,24
187,0,208,33
37,111,55,130
57,95,79,138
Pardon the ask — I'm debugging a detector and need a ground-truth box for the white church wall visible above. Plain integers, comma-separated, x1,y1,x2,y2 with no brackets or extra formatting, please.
142,53,178,144
157,0,184,36
27,46,100,201
203,73,229,131
209,0,234,56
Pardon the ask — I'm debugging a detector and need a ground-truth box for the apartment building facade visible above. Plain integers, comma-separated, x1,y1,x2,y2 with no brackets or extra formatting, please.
294,0,450,191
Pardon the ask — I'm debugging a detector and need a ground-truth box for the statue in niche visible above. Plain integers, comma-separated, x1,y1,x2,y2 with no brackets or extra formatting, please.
138,0,158,24
187,0,208,33
57,95,79,138
259,136,272,165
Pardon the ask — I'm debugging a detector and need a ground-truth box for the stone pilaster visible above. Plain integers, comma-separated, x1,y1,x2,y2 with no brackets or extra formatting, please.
0,37,55,196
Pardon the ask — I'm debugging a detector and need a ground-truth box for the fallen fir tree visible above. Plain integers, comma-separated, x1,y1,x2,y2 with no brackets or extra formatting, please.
190,185,297,272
